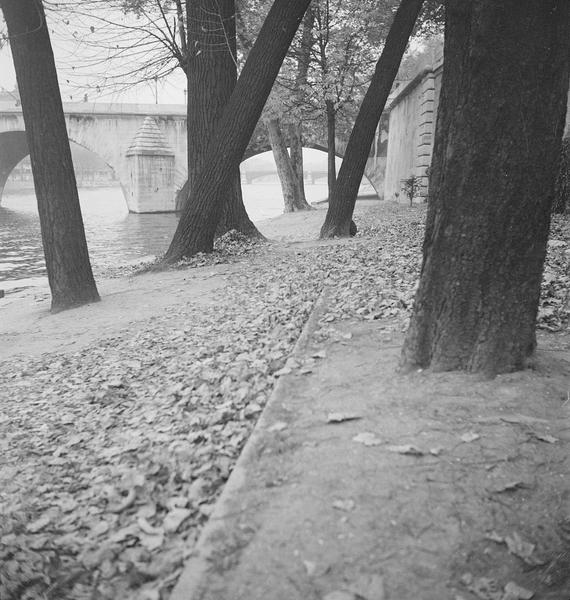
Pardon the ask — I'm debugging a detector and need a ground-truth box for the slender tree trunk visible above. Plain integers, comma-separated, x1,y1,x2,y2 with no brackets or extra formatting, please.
401,0,569,376
288,7,315,212
184,0,260,238
289,121,313,210
320,0,424,238
326,99,337,200
267,119,298,212
164,0,312,261
1,0,100,312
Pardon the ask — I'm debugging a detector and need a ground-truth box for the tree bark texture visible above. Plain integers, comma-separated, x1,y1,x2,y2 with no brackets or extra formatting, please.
320,0,424,238
553,137,569,214
165,0,312,261
1,0,100,312
288,8,315,211
184,0,259,238
401,0,570,375
288,121,313,210
326,99,337,200
267,119,298,212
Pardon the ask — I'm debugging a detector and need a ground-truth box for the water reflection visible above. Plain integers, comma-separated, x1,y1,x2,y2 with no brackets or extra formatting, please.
0,188,180,286
0,184,330,289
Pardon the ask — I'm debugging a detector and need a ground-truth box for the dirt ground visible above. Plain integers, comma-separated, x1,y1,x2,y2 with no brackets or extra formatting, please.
1,201,569,600
173,316,570,600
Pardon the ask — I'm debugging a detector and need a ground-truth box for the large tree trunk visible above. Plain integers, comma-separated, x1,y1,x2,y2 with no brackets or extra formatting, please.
164,0,312,262
320,0,424,238
267,119,298,212
401,0,570,376
1,0,100,312
184,0,260,238
325,99,337,200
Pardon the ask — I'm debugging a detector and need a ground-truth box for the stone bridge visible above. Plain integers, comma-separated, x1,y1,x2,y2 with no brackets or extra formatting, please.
0,102,187,212
0,101,388,213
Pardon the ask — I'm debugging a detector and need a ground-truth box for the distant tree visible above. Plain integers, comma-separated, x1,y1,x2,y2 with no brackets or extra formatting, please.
266,118,312,212
163,0,312,261
401,0,569,375
320,0,424,238
1,0,100,312
261,7,314,213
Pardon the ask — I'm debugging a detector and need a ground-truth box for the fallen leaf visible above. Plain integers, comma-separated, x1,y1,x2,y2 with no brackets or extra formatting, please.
460,432,480,443
429,446,444,456
137,517,163,536
486,531,505,543
303,560,317,576
387,444,424,456
502,581,534,600
491,481,533,494
91,520,110,537
353,432,382,446
109,487,137,513
163,507,192,533
139,531,164,552
530,432,558,444
332,499,356,512
26,515,51,533
505,532,537,563
274,367,292,377
268,421,288,432
327,412,363,424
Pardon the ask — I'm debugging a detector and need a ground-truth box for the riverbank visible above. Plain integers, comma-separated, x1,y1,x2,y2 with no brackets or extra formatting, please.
1,202,569,600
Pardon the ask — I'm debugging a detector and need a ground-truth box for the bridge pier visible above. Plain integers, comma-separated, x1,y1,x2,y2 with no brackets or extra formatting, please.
125,116,176,213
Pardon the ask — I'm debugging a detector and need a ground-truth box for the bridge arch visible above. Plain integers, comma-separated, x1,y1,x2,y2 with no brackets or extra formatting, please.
0,131,127,208
0,131,30,200
241,143,384,197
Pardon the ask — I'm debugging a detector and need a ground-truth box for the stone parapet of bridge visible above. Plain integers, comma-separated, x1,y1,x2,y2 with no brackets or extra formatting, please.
384,45,570,203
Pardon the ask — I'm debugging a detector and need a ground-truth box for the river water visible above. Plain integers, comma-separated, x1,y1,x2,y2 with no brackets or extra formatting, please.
0,183,333,291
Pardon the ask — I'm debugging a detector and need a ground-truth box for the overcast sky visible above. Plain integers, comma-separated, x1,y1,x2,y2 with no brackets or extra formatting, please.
0,6,187,105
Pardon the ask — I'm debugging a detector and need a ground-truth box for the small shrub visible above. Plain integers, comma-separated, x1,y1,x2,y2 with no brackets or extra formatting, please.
401,175,421,206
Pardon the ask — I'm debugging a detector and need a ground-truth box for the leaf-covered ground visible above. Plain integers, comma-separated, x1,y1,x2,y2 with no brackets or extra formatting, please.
1,203,569,600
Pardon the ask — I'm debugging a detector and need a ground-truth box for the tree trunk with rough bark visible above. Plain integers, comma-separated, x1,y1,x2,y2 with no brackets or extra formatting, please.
320,0,424,238
326,99,337,200
553,137,569,214
267,119,298,212
1,0,100,312
401,0,569,376
184,0,260,238
288,8,315,211
288,121,313,210
164,0,312,261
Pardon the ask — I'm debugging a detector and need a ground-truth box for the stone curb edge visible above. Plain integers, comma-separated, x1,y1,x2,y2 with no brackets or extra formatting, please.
170,287,330,600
